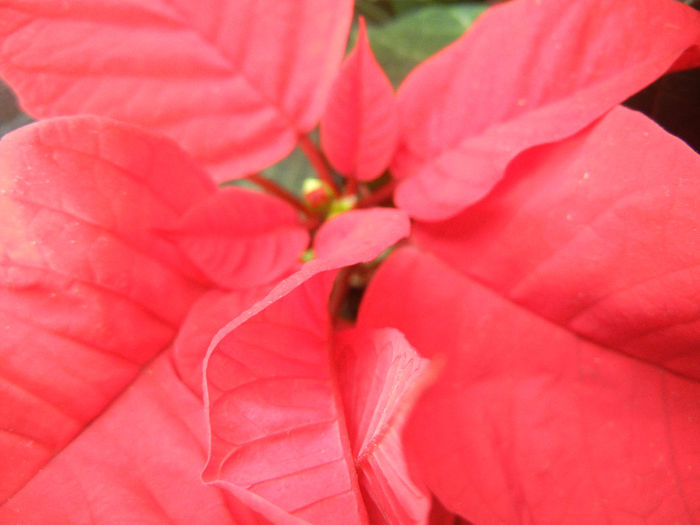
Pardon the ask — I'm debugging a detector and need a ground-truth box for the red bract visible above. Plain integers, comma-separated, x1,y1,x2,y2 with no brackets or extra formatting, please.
393,0,700,220
411,107,700,380
200,209,421,523
320,17,399,181
0,115,305,503
0,0,353,181
166,187,310,290
360,108,700,523
0,116,411,522
202,277,430,524
1,0,700,523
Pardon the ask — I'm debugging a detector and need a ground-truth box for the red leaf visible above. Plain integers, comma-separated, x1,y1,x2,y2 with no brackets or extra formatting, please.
203,277,432,523
413,107,700,379
173,286,272,397
203,272,367,524
313,207,410,263
0,0,353,181
201,208,412,523
205,207,409,336
393,0,700,220
334,328,432,525
0,116,210,500
167,186,309,290
0,351,266,524
320,17,399,181
359,247,700,524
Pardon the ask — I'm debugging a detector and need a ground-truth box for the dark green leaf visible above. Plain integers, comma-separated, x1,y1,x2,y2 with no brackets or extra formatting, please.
359,4,487,87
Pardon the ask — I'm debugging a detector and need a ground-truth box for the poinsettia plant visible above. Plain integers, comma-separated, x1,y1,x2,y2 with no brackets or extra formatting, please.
1,0,699,523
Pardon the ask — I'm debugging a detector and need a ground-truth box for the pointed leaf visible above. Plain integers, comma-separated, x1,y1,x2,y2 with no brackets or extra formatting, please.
203,272,370,524
0,0,353,181
334,328,432,525
313,207,410,263
201,208,411,523
321,18,399,181
167,186,309,290
413,107,700,379
0,116,210,500
360,247,700,524
203,281,432,524
393,0,700,220
0,351,265,524
207,207,410,339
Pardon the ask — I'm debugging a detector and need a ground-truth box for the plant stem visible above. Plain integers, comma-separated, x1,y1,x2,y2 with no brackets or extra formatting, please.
298,134,340,196
328,266,352,322
247,173,320,221
356,178,397,208
344,178,358,197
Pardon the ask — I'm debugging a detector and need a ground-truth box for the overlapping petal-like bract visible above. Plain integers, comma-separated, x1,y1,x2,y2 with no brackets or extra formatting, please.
0,116,209,500
1,0,700,522
0,352,268,524
320,17,399,181
413,107,700,379
360,108,700,523
167,187,309,290
334,328,433,524
0,116,311,504
0,0,354,181
393,0,700,220
201,208,430,524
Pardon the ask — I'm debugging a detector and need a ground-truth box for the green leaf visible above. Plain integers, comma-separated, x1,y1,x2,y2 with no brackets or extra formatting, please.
390,0,470,16
362,4,487,87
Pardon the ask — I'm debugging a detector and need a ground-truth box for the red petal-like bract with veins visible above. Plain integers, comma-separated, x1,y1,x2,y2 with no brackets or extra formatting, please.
203,277,431,524
334,328,432,525
320,17,399,181
393,0,700,221
202,208,412,524
0,0,353,181
203,207,409,332
204,272,369,524
360,247,700,524
414,107,700,380
167,186,309,290
313,207,409,263
0,116,213,501
173,286,273,397
0,352,268,524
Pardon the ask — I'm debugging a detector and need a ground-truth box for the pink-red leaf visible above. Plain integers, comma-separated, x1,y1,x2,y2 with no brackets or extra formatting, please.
393,0,700,220
0,351,267,524
203,271,369,524
0,0,353,181
0,116,210,500
334,328,432,525
201,208,411,523
173,286,273,397
359,247,700,524
413,107,700,379
320,17,399,181
167,186,309,290
203,278,432,524
206,207,409,333
313,207,409,263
